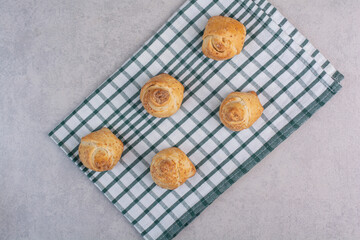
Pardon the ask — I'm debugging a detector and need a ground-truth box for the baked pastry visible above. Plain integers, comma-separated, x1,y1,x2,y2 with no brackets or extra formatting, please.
219,91,264,131
150,147,196,190
140,73,184,118
78,128,124,172
202,16,246,61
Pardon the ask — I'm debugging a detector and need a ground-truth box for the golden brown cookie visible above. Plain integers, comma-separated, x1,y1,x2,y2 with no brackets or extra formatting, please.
78,128,123,171
150,147,196,190
202,16,246,61
219,91,264,131
140,73,184,118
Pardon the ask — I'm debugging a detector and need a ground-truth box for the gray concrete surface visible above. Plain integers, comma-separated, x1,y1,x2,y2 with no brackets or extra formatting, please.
1,0,359,239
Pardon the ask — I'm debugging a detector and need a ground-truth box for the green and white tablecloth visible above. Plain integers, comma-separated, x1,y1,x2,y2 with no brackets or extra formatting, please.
49,0,344,239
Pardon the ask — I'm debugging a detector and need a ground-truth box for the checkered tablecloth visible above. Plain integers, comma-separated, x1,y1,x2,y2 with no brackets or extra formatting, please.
49,0,343,239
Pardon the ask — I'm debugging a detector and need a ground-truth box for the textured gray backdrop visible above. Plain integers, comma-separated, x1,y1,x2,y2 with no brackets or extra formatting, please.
1,0,359,239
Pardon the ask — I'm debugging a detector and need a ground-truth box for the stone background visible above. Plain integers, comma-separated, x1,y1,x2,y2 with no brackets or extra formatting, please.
1,0,359,239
